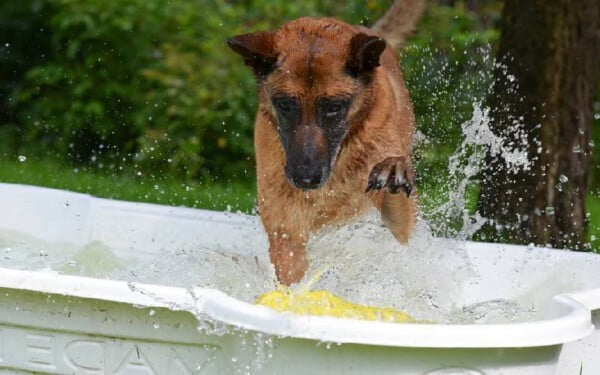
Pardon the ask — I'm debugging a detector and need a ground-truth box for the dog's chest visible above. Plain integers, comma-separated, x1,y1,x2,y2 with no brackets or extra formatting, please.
301,178,371,229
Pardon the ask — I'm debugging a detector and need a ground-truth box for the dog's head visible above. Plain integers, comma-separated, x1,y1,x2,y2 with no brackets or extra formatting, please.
228,18,387,190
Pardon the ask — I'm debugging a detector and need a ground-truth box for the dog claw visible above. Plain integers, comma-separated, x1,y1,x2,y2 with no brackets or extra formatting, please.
366,156,414,196
394,182,412,197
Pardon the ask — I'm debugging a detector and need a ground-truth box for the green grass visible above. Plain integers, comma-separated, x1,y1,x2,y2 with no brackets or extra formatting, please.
587,194,600,251
0,157,256,212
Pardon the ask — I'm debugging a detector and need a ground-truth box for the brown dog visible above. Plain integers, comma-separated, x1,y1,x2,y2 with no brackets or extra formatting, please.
228,0,425,285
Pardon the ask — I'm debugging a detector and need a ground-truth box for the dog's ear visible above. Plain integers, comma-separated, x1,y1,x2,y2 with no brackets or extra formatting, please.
346,33,387,77
227,32,277,77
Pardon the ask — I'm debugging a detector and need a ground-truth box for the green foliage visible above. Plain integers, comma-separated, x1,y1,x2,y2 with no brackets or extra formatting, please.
12,0,171,165
587,194,600,251
403,5,500,181
592,95,600,190
0,0,510,189
400,5,501,237
2,0,389,181
0,0,53,153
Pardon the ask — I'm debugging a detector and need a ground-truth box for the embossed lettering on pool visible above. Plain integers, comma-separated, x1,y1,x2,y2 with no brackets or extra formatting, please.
0,326,221,374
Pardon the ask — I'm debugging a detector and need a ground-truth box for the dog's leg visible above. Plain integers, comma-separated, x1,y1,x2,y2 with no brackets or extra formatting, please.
378,191,416,243
268,232,309,285
366,156,416,243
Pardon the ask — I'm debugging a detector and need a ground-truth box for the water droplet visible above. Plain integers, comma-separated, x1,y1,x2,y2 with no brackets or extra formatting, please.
559,175,568,183
17,155,26,162
153,322,160,329
126,281,136,291
4,43,9,47
149,309,156,316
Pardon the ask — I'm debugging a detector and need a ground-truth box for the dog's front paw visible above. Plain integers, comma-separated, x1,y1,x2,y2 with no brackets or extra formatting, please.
271,247,308,286
366,156,414,197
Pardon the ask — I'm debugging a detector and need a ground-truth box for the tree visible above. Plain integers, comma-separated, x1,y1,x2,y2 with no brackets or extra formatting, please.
478,0,600,249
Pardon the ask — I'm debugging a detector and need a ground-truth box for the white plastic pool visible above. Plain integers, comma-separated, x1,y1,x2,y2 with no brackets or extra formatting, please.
0,183,598,374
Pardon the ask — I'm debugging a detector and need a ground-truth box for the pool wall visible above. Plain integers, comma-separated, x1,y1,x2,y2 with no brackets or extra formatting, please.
0,183,599,374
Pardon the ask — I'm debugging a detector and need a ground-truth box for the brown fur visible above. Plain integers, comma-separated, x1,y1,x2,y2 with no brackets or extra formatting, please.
231,12,420,285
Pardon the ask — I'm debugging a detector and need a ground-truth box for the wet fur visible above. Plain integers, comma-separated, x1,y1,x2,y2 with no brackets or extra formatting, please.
234,17,417,285
246,18,416,284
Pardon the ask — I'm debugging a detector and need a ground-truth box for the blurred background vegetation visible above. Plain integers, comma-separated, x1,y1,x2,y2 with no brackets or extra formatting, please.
0,0,598,247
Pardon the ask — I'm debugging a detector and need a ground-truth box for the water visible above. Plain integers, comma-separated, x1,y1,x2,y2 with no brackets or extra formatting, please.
131,244,274,303
0,214,536,325
425,103,530,239
0,230,131,277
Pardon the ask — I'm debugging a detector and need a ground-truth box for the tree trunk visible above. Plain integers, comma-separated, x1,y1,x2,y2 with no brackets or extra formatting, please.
478,0,600,249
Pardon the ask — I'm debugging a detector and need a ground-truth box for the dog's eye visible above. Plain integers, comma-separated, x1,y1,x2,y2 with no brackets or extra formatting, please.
273,97,295,113
327,104,342,113
278,101,291,112
323,100,348,117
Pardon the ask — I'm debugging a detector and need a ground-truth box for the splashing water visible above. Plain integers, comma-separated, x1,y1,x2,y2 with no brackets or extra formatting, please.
423,102,530,240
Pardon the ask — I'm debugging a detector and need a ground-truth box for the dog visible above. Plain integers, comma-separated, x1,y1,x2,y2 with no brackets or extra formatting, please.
227,0,425,285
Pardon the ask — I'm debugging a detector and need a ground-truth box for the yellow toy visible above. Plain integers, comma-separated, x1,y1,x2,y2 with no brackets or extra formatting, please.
255,266,415,323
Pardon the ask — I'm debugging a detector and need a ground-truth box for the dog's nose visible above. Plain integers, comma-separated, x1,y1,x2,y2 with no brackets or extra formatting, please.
291,168,324,190
300,175,322,188
285,161,329,190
